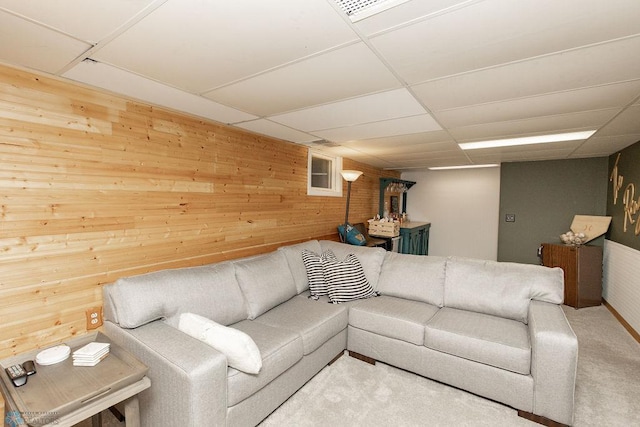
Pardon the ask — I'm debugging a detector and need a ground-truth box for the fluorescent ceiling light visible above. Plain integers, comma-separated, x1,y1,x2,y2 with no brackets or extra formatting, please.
428,164,499,171
458,130,597,150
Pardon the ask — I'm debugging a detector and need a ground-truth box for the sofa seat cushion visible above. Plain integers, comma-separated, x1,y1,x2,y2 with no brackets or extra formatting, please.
349,296,440,345
254,294,348,355
424,307,531,375
226,320,304,406
297,290,368,309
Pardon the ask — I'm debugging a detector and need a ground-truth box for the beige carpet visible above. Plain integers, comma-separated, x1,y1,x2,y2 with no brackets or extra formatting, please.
83,305,640,427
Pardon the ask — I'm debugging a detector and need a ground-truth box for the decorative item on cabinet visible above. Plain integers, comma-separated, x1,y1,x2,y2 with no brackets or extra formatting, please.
539,243,603,309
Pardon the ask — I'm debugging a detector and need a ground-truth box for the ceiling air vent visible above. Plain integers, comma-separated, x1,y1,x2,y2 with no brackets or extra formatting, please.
333,0,410,22
310,139,341,147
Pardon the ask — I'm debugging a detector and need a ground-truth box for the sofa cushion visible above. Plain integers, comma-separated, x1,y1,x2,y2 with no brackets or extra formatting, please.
107,262,247,328
349,296,440,345
226,320,304,406
178,313,262,374
322,253,377,303
301,249,337,298
444,257,564,323
254,293,348,355
319,240,386,289
278,240,322,294
234,251,298,320
377,252,446,307
424,307,531,375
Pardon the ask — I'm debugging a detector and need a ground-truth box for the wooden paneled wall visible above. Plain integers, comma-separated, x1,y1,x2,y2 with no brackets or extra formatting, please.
0,64,399,358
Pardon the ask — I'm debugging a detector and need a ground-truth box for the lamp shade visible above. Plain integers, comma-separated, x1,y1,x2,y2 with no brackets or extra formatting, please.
340,170,363,182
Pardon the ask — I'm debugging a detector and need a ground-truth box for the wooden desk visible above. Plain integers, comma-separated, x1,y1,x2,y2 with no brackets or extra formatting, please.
0,332,149,427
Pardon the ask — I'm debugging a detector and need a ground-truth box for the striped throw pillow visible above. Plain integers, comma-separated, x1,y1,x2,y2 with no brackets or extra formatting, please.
322,253,377,303
302,249,337,298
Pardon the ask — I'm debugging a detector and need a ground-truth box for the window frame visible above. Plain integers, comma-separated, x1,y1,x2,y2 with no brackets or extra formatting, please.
307,150,343,197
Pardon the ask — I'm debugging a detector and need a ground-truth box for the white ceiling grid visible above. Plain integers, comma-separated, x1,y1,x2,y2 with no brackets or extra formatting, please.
0,0,639,169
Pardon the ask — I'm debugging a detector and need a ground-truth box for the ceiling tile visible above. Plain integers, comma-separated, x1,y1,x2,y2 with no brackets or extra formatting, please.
381,146,464,160
596,105,640,136
203,43,400,116
233,120,318,143
0,10,91,73
354,0,473,35
340,130,454,150
390,152,471,169
63,60,256,124
463,140,583,164
317,145,399,169
573,134,640,156
434,81,640,128
466,146,580,164
346,142,457,157
93,0,358,92
313,114,441,142
371,0,640,84
412,35,640,111
269,88,426,131
0,0,156,43
448,109,619,141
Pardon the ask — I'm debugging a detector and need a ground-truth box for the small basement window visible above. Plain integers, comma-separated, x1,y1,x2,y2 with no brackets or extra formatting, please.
308,150,343,197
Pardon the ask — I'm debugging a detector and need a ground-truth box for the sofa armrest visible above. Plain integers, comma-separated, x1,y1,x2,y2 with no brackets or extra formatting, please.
104,320,228,427
528,301,578,425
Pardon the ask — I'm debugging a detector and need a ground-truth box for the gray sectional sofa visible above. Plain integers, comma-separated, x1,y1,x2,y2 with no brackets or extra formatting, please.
102,239,578,426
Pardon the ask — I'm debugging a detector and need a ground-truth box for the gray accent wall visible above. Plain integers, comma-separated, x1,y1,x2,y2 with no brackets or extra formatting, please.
498,158,609,264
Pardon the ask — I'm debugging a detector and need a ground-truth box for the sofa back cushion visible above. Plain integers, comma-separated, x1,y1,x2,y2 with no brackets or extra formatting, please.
319,240,386,289
444,257,564,323
234,251,298,319
104,262,247,329
277,240,322,294
377,252,446,307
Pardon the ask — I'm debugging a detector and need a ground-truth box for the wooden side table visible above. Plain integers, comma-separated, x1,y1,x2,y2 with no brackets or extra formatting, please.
540,242,603,308
0,332,149,427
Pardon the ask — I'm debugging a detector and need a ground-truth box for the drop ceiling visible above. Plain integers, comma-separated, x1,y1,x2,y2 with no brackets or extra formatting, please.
1,0,639,170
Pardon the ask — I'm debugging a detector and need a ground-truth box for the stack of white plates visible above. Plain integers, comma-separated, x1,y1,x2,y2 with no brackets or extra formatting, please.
72,342,110,367
36,345,71,366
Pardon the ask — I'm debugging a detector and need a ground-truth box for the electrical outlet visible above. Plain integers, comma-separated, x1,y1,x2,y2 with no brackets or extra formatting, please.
86,307,103,330
505,214,516,222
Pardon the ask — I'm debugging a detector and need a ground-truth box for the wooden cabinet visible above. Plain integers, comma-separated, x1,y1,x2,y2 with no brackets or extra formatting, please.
400,222,430,255
540,243,603,308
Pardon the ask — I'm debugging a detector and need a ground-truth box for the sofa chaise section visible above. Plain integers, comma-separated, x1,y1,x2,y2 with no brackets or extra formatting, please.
103,245,350,427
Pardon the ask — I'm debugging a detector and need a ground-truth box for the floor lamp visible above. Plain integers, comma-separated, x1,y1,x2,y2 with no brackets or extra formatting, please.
340,170,363,241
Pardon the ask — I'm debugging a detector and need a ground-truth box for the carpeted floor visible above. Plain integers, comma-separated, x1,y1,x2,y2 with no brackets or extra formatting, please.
83,304,640,426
